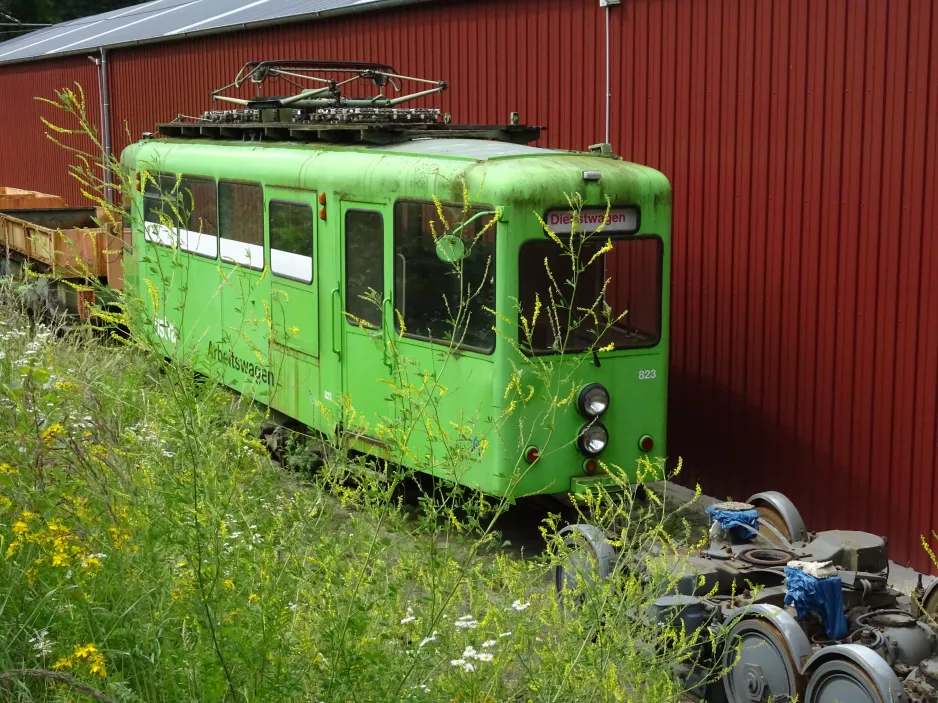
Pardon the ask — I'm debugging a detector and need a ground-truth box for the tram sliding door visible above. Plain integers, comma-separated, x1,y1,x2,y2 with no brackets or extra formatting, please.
264,188,321,426
217,180,271,404
339,201,394,451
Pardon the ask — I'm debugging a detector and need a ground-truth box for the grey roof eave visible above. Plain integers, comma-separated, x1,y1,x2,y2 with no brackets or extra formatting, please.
0,0,432,67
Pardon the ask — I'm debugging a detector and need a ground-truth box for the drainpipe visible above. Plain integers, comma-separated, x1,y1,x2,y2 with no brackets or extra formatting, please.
599,0,619,149
100,48,113,204
88,50,114,205
605,2,610,145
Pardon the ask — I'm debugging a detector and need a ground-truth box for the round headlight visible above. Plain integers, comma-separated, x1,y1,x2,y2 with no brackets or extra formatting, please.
578,422,609,456
577,383,610,417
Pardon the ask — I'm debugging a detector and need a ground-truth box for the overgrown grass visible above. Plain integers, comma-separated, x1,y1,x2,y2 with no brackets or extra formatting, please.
0,280,733,702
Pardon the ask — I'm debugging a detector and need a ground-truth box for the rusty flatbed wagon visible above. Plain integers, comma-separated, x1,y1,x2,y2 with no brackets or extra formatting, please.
0,197,127,320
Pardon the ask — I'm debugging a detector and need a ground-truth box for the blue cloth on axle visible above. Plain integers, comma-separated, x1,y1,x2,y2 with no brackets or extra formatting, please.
705,505,760,542
784,567,848,641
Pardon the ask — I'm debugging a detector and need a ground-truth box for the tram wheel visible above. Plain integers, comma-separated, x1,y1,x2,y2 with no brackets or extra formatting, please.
805,658,892,703
553,524,616,602
722,616,807,703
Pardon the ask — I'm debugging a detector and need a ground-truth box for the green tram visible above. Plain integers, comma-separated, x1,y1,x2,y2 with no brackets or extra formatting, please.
121,63,671,502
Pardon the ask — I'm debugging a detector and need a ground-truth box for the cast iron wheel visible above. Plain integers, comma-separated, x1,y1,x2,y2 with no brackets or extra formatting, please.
805,658,890,703
722,618,806,703
553,524,617,603
757,504,793,542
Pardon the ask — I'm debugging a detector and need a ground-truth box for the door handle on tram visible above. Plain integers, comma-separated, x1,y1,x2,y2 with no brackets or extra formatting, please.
382,297,394,369
331,288,341,357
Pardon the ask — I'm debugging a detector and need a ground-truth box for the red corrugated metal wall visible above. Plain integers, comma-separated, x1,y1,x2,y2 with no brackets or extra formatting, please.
1,0,937,570
0,57,101,201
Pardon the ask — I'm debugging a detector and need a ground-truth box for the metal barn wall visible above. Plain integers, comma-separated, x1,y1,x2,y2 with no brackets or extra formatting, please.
0,57,101,202
0,0,936,570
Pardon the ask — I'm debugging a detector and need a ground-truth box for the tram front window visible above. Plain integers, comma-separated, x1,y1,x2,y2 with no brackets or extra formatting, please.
518,237,662,353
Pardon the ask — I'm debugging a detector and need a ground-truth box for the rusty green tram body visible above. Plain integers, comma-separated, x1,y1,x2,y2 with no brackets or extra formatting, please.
121,113,671,500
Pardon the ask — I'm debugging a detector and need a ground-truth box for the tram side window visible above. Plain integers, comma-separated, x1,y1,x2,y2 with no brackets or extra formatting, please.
219,181,264,270
142,174,218,258
345,210,384,329
143,174,177,247
393,201,496,353
178,176,218,258
269,201,313,284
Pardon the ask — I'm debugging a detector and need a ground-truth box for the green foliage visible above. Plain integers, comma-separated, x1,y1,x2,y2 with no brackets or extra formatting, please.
0,291,739,702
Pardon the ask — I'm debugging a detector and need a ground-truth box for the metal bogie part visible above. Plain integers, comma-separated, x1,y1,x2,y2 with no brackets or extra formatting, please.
746,491,808,543
918,578,938,619
854,610,938,675
651,595,713,637
554,524,617,596
803,644,908,703
722,606,812,702
905,657,938,702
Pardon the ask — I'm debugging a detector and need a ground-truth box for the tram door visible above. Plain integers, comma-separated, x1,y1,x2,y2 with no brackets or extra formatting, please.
265,188,320,425
339,202,394,447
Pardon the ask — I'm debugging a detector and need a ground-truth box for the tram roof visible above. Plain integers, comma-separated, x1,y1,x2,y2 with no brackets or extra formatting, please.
370,138,562,161
0,0,431,65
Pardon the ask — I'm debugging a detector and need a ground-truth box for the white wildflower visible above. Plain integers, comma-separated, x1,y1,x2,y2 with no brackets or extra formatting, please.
450,658,466,667
28,629,54,657
462,646,477,659
455,614,478,629
400,607,417,625
476,652,494,662
498,631,513,638
482,639,496,648
511,599,530,611
462,662,475,673
418,631,438,648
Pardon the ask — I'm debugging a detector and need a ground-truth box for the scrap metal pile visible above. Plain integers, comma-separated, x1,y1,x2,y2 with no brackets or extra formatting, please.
555,491,938,702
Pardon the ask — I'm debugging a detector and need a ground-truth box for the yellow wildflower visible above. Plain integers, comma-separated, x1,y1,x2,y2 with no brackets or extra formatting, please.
51,552,69,567
54,380,75,391
0,462,16,475
20,511,38,522
248,593,259,604
26,567,38,583
171,589,182,601
89,655,107,677
74,644,97,658
47,519,68,534
222,579,234,590
12,521,27,536
41,424,64,443
72,644,107,677
6,541,21,558
52,657,73,670
81,556,101,571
